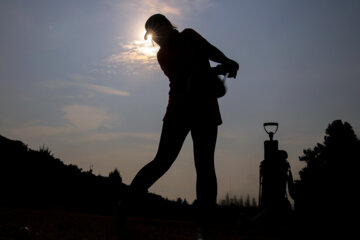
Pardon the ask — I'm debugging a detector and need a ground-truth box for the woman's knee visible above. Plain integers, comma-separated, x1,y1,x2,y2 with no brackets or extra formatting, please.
195,158,215,173
151,154,175,173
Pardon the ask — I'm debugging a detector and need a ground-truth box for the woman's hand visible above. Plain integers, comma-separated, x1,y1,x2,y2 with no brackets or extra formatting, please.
223,59,239,78
211,64,227,76
212,59,239,78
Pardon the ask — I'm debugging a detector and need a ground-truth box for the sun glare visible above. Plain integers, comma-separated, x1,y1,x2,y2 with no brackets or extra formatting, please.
137,29,158,57
110,28,159,69
141,29,152,41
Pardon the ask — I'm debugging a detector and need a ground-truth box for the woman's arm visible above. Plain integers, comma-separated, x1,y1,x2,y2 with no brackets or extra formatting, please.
185,28,239,78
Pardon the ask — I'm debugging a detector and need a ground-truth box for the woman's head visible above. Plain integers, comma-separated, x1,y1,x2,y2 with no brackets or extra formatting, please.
144,14,176,46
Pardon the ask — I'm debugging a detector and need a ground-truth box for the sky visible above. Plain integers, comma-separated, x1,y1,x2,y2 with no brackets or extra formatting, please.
1,0,360,203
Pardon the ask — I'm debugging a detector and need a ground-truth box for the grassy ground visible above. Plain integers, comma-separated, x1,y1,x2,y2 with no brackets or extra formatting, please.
0,208,288,240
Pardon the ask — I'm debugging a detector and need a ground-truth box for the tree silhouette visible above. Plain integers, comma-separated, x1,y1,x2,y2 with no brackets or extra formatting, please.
109,168,122,185
295,120,360,233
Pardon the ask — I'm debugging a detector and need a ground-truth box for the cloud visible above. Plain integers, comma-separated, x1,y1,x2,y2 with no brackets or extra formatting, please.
160,5,181,15
141,0,181,15
71,131,159,143
86,84,130,96
125,0,214,16
126,0,182,16
62,105,114,131
103,40,160,74
91,38,160,76
52,76,131,97
3,104,159,143
5,105,114,137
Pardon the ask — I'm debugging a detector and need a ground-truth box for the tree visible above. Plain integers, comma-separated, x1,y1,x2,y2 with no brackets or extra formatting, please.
251,197,257,207
245,194,250,207
109,168,122,185
295,120,360,230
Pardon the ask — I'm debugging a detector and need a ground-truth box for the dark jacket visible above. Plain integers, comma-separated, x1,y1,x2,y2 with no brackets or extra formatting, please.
157,28,222,125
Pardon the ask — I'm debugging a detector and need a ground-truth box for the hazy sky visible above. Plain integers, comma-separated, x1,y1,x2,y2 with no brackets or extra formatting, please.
1,0,359,203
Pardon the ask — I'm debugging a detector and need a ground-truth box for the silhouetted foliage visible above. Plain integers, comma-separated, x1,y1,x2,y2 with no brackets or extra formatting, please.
39,144,54,157
0,135,194,217
294,120,360,233
220,193,257,208
109,168,122,185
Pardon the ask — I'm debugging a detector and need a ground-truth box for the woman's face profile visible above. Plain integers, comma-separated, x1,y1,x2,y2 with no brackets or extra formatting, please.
149,24,173,47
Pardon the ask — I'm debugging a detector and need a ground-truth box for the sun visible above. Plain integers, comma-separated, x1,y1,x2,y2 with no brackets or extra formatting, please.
137,29,159,57
114,28,159,68
147,34,153,41
141,29,152,41
146,33,153,41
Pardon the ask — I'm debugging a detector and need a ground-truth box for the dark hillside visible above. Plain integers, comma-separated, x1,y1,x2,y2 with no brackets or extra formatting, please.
0,135,191,217
0,135,126,214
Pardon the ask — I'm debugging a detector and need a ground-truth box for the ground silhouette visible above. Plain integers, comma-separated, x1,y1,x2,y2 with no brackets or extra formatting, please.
1,119,359,238
0,135,188,217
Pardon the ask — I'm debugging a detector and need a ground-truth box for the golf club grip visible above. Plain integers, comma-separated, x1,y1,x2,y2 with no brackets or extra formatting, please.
264,122,278,127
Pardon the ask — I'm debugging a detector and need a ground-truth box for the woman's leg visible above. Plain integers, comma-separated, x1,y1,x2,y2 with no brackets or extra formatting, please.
191,124,218,206
130,121,190,193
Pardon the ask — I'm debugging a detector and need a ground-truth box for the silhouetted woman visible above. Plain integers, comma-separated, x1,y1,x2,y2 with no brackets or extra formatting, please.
130,14,239,208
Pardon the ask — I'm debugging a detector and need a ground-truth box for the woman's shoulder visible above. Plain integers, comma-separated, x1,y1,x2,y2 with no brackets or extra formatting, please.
181,28,208,46
181,28,200,37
